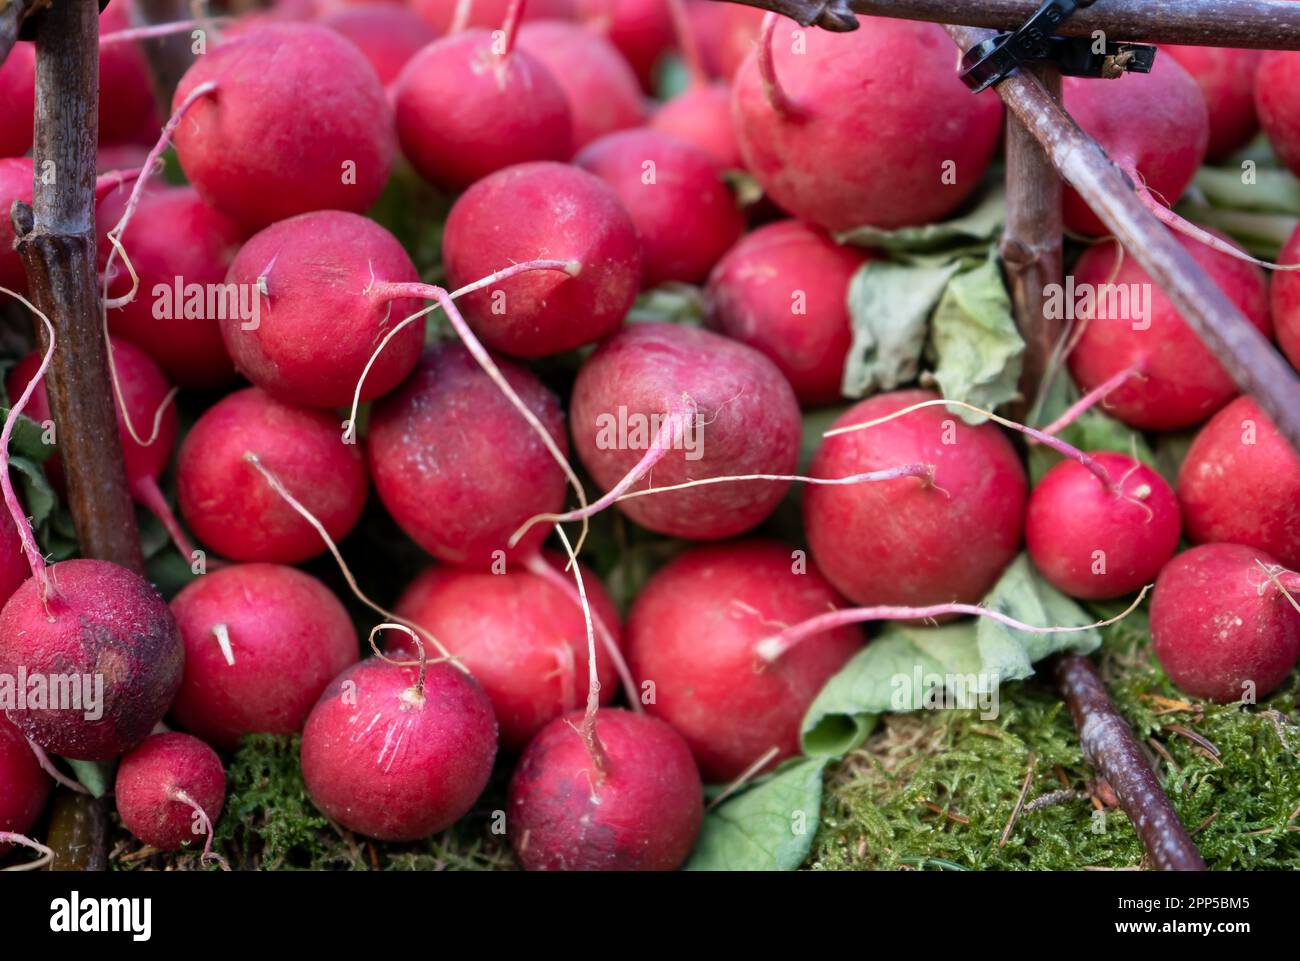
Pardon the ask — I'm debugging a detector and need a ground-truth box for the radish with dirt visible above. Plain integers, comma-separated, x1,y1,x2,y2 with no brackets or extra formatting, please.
115,732,226,862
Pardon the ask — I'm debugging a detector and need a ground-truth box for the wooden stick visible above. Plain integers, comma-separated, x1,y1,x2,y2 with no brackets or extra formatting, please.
13,0,144,574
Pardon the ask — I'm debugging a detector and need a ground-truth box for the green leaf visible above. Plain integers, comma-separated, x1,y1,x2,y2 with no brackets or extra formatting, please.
627,283,706,327
66,758,113,799
9,456,54,529
976,555,1102,674
1194,165,1300,216
1027,373,1155,484
835,186,1005,258
686,757,828,871
0,408,53,463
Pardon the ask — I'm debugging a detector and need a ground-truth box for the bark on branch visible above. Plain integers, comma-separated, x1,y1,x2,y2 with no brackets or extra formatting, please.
0,0,40,66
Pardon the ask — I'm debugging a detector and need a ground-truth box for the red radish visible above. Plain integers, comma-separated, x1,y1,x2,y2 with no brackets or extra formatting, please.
221,211,423,409
115,732,226,857
0,159,34,292
576,129,744,286
393,25,571,191
392,553,621,750
413,0,576,32
1178,396,1300,570
1066,227,1270,431
805,390,1026,608
97,186,243,389
0,42,34,158
1026,452,1181,600
626,540,862,782
508,707,702,870
0,512,26,610
99,1,162,145
731,15,1002,233
517,19,649,150
169,564,359,750
582,0,675,90
1165,46,1263,161
171,23,395,230
689,0,763,80
368,343,568,568
1061,58,1209,237
176,387,368,564
706,219,868,406
652,83,743,169
321,4,440,87
442,161,642,357
1256,52,1300,179
1150,543,1300,703
300,655,498,841
1269,224,1300,369
566,322,801,540
0,717,51,850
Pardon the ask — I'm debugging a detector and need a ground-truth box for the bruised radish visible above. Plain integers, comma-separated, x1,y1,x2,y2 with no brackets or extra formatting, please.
652,83,743,170
731,15,1002,232
576,129,744,286
1067,226,1270,430
805,390,1026,607
569,322,801,539
1151,543,1300,703
321,4,440,87
626,540,862,782
170,564,359,749
392,554,621,750
172,23,395,230
1177,396,1300,570
508,707,702,870
706,220,868,406
300,657,498,841
115,732,225,853
0,716,51,848
1026,452,1181,600
1165,46,1263,161
517,19,649,150
368,343,567,567
221,211,423,408
176,388,368,564
442,162,641,357
393,28,571,190
0,42,34,158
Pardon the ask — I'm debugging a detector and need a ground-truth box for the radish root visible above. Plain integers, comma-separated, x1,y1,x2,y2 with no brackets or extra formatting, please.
555,522,609,779
25,737,88,795
169,787,229,871
0,832,53,871
758,13,802,118
1039,365,1144,437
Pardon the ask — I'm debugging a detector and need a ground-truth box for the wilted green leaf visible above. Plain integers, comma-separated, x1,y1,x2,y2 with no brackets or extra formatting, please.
835,186,1005,258
976,555,1102,675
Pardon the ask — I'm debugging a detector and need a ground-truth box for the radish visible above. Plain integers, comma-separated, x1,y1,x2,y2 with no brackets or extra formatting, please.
170,564,359,750
393,19,572,191
368,343,568,567
171,22,395,230
115,732,226,862
652,83,743,170
392,552,621,750
563,322,801,540
1066,226,1270,431
1256,52,1300,179
0,717,51,851
321,4,440,87
97,186,243,390
582,0,675,90
441,161,642,357
98,0,162,146
688,0,763,80
413,0,576,32
1177,396,1300,570
0,42,34,158
508,707,703,870
626,540,862,782
221,211,424,409
300,650,498,841
1150,543,1300,703
176,387,368,564
1269,224,1300,370
804,390,1026,608
1026,452,1181,600
1165,46,1263,161
0,159,34,293
0,512,26,610
575,129,745,286
705,219,869,406
517,19,649,150
731,14,1002,233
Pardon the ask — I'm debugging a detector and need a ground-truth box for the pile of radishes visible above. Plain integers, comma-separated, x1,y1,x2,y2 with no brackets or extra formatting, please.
1,0,1298,873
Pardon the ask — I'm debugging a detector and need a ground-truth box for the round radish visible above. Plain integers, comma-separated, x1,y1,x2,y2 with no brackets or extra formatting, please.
584,0,675,89
412,0,576,32
652,83,743,170
570,322,801,539
301,657,498,841
368,343,567,568
321,4,440,87
0,42,34,158
0,716,51,849
99,0,162,146
508,707,702,870
1178,396,1300,570
805,389,1027,608
115,732,226,852
731,15,1002,233
393,29,571,191
176,387,368,564
517,19,648,150
0,558,184,760
0,158,34,292
689,0,763,80
576,129,744,286
706,219,868,406
1026,452,1181,600
1268,223,1300,370
1256,52,1300,178
171,22,395,230
626,540,862,782
221,210,424,408
442,161,641,357
0,511,26,611
1165,45,1263,161
1151,543,1300,703
170,564,359,750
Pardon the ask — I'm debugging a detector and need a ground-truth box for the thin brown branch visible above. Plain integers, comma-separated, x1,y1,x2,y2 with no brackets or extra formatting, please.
0,0,40,67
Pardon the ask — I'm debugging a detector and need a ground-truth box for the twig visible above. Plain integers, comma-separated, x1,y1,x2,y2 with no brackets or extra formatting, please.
0,0,39,67
999,751,1036,847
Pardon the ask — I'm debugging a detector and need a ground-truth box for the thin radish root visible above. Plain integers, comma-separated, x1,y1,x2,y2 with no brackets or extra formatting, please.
450,0,474,34
98,18,231,45
242,451,463,670
758,13,802,118
614,463,946,505
0,832,53,871
708,746,781,811
25,738,89,795
132,471,204,566
755,586,1151,663
168,787,229,871
1039,365,1144,437
498,0,526,61
367,623,432,695
555,523,608,778
1256,559,1300,615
